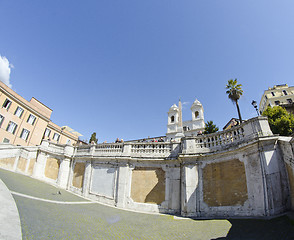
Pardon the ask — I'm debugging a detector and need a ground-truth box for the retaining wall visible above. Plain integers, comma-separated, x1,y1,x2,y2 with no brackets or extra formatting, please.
0,117,293,218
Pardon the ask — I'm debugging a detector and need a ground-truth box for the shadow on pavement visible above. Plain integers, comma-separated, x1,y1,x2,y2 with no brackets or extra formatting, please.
212,215,294,240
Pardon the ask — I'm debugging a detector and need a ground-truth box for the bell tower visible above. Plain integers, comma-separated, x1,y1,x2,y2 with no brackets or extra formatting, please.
166,104,179,140
190,99,205,130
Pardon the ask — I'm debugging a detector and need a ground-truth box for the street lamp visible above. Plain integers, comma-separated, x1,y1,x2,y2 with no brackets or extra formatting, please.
251,100,260,116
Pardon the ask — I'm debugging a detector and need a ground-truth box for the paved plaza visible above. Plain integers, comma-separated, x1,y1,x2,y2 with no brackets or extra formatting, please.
1,169,294,239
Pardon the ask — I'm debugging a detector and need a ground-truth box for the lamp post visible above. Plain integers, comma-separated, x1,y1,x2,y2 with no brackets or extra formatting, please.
251,100,260,116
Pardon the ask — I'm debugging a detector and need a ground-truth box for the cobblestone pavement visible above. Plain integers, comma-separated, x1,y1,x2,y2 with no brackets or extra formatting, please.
1,169,294,240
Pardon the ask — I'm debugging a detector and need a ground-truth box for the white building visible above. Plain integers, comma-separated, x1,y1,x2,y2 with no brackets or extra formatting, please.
259,84,294,114
166,99,205,141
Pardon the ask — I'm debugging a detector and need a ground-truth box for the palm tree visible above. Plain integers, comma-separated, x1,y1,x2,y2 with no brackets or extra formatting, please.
226,79,243,123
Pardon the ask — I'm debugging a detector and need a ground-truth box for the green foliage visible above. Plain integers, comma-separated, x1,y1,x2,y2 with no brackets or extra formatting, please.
204,120,219,134
262,106,294,136
89,132,98,144
226,78,243,123
226,79,243,101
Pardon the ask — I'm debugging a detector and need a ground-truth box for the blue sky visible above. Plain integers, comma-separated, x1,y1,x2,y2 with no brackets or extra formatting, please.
1,1,294,143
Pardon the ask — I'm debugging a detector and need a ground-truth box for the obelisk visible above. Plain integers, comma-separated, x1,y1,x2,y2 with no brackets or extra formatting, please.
175,98,185,141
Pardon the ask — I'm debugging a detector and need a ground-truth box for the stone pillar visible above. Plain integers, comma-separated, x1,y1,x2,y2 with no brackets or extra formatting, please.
116,164,129,208
168,167,181,212
170,143,181,158
182,137,196,154
181,164,199,217
32,151,47,180
82,161,92,197
122,144,131,157
12,156,20,172
57,158,71,189
242,116,273,139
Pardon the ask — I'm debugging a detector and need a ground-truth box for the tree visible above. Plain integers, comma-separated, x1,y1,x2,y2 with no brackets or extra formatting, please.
226,79,243,123
204,120,219,134
262,106,294,136
89,132,98,144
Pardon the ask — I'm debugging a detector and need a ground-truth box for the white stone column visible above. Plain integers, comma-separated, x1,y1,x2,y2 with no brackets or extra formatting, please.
182,138,196,154
32,152,47,180
181,164,199,217
116,164,129,208
82,161,92,197
57,158,71,189
122,144,131,157
12,156,20,172
168,167,181,211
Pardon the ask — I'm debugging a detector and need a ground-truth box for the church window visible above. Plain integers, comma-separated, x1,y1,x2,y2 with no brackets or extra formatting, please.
195,111,199,118
271,92,275,96
170,116,175,123
283,90,288,95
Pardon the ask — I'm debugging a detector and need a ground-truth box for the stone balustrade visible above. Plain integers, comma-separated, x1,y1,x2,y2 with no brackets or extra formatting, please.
39,116,274,158
182,116,273,154
130,142,173,158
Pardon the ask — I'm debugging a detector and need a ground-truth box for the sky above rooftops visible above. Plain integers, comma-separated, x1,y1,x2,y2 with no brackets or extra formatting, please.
0,1,294,143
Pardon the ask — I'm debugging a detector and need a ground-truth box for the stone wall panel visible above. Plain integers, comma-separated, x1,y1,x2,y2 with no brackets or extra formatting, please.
45,158,60,180
203,159,248,207
0,157,15,170
72,162,85,189
131,167,165,204
16,157,27,172
27,158,36,175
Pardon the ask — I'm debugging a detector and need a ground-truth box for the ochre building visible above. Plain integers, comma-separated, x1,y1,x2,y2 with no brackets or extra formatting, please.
0,81,81,146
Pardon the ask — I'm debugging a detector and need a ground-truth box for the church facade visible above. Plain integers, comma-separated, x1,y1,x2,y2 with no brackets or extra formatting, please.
166,99,205,141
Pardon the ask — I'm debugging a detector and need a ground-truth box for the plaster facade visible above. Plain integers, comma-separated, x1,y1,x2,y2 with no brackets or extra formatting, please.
259,84,294,114
1,117,294,218
0,81,81,146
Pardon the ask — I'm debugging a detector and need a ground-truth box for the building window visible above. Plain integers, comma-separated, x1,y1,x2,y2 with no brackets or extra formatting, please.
6,121,18,134
66,139,71,145
265,95,268,100
287,98,293,104
283,90,288,95
2,98,12,110
20,129,30,141
44,128,51,138
53,133,60,142
14,107,24,118
271,92,275,96
170,116,175,123
3,138,10,143
183,126,190,131
27,114,36,125
274,100,280,105
0,115,4,128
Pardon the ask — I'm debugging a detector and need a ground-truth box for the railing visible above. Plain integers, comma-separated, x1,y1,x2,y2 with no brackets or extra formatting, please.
95,144,123,153
195,126,244,149
182,116,273,154
76,145,91,154
130,142,172,157
47,144,65,154
73,142,174,158
42,117,273,157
